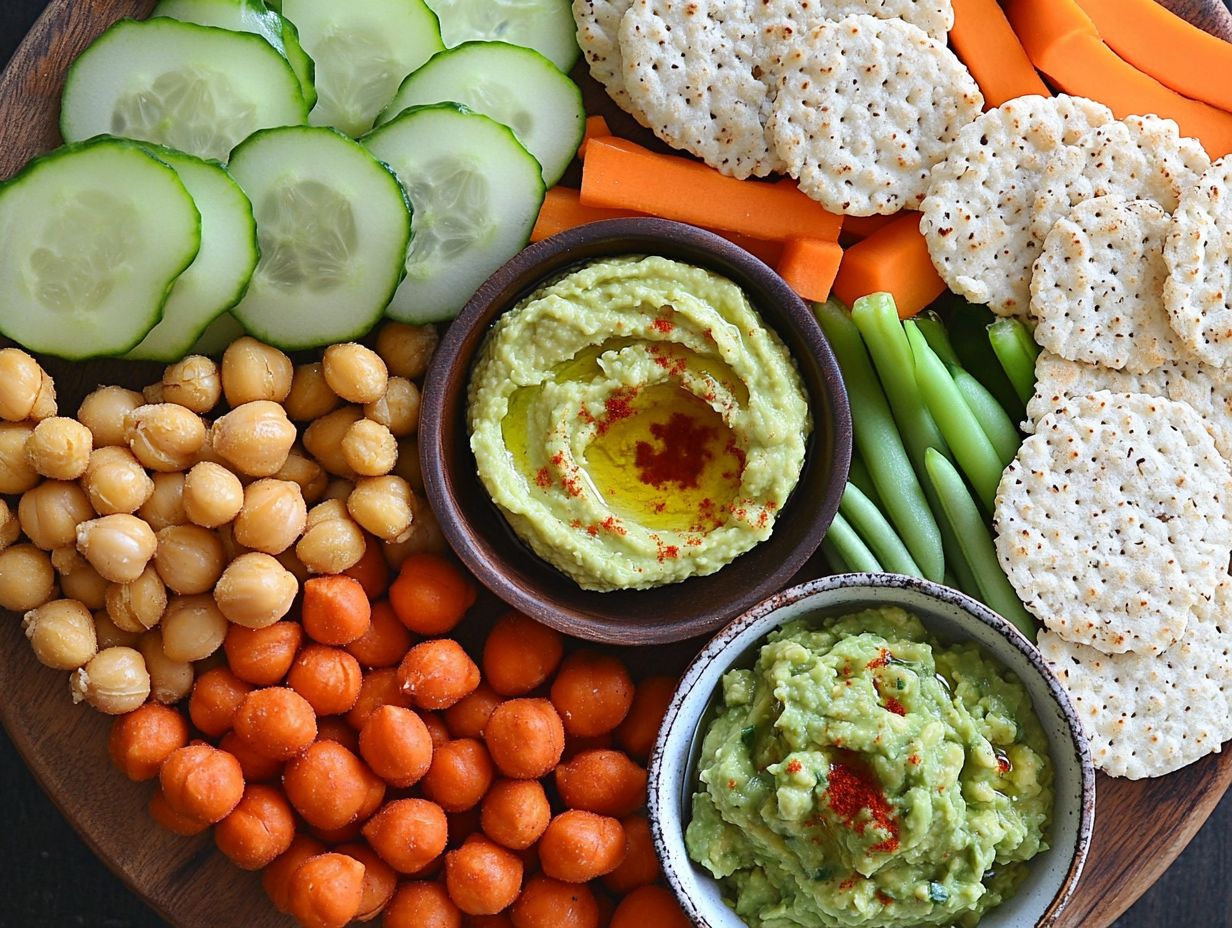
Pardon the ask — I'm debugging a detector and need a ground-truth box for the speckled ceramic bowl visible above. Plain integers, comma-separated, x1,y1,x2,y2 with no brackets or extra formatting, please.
649,573,1096,928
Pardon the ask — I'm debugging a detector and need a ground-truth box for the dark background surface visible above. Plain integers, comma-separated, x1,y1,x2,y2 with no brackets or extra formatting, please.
0,1,1229,926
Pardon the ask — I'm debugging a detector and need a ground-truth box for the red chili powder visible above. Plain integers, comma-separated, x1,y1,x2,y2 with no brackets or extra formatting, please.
535,467,552,489
826,759,899,854
634,412,717,488
652,317,674,334
883,698,907,717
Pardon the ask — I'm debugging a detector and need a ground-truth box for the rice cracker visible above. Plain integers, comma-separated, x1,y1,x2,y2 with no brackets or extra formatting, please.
995,390,1232,656
574,0,637,113
1031,196,1183,374
921,95,1113,317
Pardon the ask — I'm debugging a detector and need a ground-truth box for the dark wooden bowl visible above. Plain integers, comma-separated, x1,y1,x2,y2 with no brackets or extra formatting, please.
420,218,853,645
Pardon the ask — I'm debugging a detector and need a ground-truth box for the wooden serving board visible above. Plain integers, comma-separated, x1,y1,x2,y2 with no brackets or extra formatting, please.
1,1,1231,926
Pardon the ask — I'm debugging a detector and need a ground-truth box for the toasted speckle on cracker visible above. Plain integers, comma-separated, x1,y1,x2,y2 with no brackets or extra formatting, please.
768,15,982,216
1031,196,1182,374
995,390,1232,657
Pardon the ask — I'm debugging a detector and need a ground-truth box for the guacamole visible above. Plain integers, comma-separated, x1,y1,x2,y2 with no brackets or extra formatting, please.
686,607,1053,928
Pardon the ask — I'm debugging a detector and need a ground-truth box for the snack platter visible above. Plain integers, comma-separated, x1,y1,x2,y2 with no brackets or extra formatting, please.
2,0,1232,927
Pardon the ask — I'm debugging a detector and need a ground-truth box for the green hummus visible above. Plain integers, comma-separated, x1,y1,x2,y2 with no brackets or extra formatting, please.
686,607,1053,928
467,255,809,592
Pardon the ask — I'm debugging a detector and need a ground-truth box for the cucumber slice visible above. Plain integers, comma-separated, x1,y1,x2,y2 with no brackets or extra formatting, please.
280,0,444,137
190,311,248,355
228,126,412,349
126,148,259,362
378,41,583,186
425,0,579,72
363,103,545,323
60,18,307,163
151,0,318,109
0,138,201,360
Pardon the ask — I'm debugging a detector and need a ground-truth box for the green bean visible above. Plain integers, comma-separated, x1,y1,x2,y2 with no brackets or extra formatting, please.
840,483,923,578
851,293,952,468
823,511,882,573
924,448,1037,639
820,536,850,573
988,318,1040,406
906,322,1004,512
944,299,1025,421
951,368,1021,468
913,312,961,366
815,300,944,581
847,452,885,512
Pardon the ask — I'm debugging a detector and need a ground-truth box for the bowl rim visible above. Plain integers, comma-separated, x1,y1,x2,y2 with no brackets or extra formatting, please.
419,217,853,645
647,572,1097,928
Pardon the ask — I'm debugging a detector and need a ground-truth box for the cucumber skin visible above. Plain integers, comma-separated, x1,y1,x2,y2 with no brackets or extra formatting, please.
0,137,202,360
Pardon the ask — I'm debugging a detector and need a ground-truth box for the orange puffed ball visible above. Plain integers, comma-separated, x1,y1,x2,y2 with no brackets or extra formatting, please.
346,667,412,730
316,715,362,754
554,750,647,817
346,600,413,669
148,787,209,837
223,621,303,686
220,730,283,783
510,875,599,928
616,676,675,760
538,811,626,884
263,834,327,914
361,797,449,874
159,743,245,824
384,881,462,928
335,842,397,922
481,612,564,696
302,575,372,646
283,739,385,831
610,885,691,928
443,682,502,739
233,686,318,760
214,784,295,870
550,652,634,737
359,704,433,788
422,711,451,748
399,638,480,710
484,699,565,780
388,552,476,635
480,779,551,851
421,738,494,812
445,835,523,916
288,644,363,716
188,667,253,737
603,814,661,893
288,852,366,928
108,702,189,782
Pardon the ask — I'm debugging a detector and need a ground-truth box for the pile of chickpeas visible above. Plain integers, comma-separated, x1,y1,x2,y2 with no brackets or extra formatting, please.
0,323,444,715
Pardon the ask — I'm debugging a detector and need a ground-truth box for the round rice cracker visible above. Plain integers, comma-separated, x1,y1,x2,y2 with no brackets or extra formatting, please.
573,0,637,113
1030,114,1211,245
619,0,784,179
768,15,983,216
921,94,1114,317
1039,582,1232,779
994,391,1232,657
1165,157,1232,369
1031,196,1185,374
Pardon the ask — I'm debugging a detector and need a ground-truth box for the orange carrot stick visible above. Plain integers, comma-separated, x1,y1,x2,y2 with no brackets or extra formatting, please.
1075,0,1232,113
1006,0,1232,157
531,187,640,242
831,213,945,319
579,137,843,242
577,115,613,159
840,213,900,243
949,0,1050,108
776,239,844,303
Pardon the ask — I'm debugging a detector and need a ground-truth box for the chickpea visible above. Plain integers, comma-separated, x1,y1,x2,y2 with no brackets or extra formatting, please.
26,417,92,480
183,461,244,528
77,514,158,584
134,473,185,533
0,348,44,421
285,362,341,422
71,646,151,714
274,547,311,585
162,355,222,413
341,419,397,477
162,593,229,662
376,322,437,380
393,438,424,493
142,381,165,405
323,343,388,404
214,552,298,628
346,476,415,543
139,631,195,704
234,479,307,555
0,422,38,494
0,500,18,553
364,377,421,439
19,480,95,551
211,401,296,478
125,403,206,472
77,386,144,448
104,564,168,633
154,524,226,595
192,425,227,468
323,478,354,502
0,544,57,612
52,548,109,610
94,609,141,650
29,372,57,422
273,449,328,505
303,406,363,478
383,505,447,568
82,446,155,515
222,337,294,406
296,500,367,574
216,523,249,562
23,599,98,670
